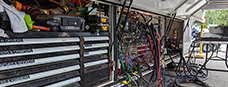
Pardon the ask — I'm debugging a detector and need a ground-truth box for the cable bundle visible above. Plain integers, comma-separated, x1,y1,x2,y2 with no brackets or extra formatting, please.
115,1,210,86
115,0,165,86
163,20,210,86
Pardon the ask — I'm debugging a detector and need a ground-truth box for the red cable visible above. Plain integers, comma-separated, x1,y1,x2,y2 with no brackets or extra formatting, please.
109,66,112,76
82,0,86,7
71,0,77,3
156,31,162,87
76,0,81,6
117,69,121,76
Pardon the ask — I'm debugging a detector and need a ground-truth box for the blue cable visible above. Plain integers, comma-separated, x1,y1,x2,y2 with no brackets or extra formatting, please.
161,67,173,86
66,3,73,8
8,0,15,4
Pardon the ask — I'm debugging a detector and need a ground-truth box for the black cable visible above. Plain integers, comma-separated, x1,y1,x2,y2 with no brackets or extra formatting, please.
150,25,161,83
138,12,160,84
148,20,160,83
170,40,195,85
131,14,157,85
127,12,136,19
160,13,176,43
115,0,126,81
122,0,133,30
173,42,211,86
83,2,98,18
137,61,150,86
166,14,176,33
183,19,190,33
147,15,153,24
115,0,127,32
165,42,177,71
225,44,228,68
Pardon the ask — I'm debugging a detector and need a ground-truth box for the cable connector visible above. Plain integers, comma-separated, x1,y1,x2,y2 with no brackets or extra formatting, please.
133,71,138,75
122,80,130,84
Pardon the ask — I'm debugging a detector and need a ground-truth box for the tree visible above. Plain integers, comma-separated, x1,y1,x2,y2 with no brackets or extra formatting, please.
205,10,228,27
199,21,208,28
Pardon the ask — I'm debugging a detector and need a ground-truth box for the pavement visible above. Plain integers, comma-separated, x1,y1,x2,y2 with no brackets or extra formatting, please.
181,44,228,87
202,44,228,87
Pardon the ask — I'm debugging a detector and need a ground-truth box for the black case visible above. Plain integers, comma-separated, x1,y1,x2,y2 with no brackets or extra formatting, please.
36,15,85,31
0,12,10,29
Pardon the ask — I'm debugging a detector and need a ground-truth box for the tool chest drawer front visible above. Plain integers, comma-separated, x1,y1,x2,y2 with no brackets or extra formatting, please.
83,36,109,50
83,36,109,67
82,36,110,86
83,36,109,41
84,43,109,49
0,38,80,46
0,37,81,87
83,64,109,87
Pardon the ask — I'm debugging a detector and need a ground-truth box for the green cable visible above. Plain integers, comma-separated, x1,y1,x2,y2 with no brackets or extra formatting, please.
120,56,126,70
118,46,126,70
126,75,129,80
118,43,128,80
118,41,132,80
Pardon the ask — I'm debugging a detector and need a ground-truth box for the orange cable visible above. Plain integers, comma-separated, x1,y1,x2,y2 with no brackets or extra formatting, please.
109,66,112,76
49,0,65,6
49,0,77,11
117,69,121,76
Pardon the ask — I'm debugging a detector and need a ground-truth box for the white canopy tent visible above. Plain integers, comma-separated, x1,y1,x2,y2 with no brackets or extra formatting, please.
203,0,228,10
99,0,212,19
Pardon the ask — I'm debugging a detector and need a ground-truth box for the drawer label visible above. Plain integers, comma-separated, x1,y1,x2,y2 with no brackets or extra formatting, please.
0,49,33,55
0,60,35,67
0,39,23,43
0,75,30,84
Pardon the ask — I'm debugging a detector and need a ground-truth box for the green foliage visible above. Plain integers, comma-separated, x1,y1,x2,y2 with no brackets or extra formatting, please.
205,10,228,27
199,23,208,29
